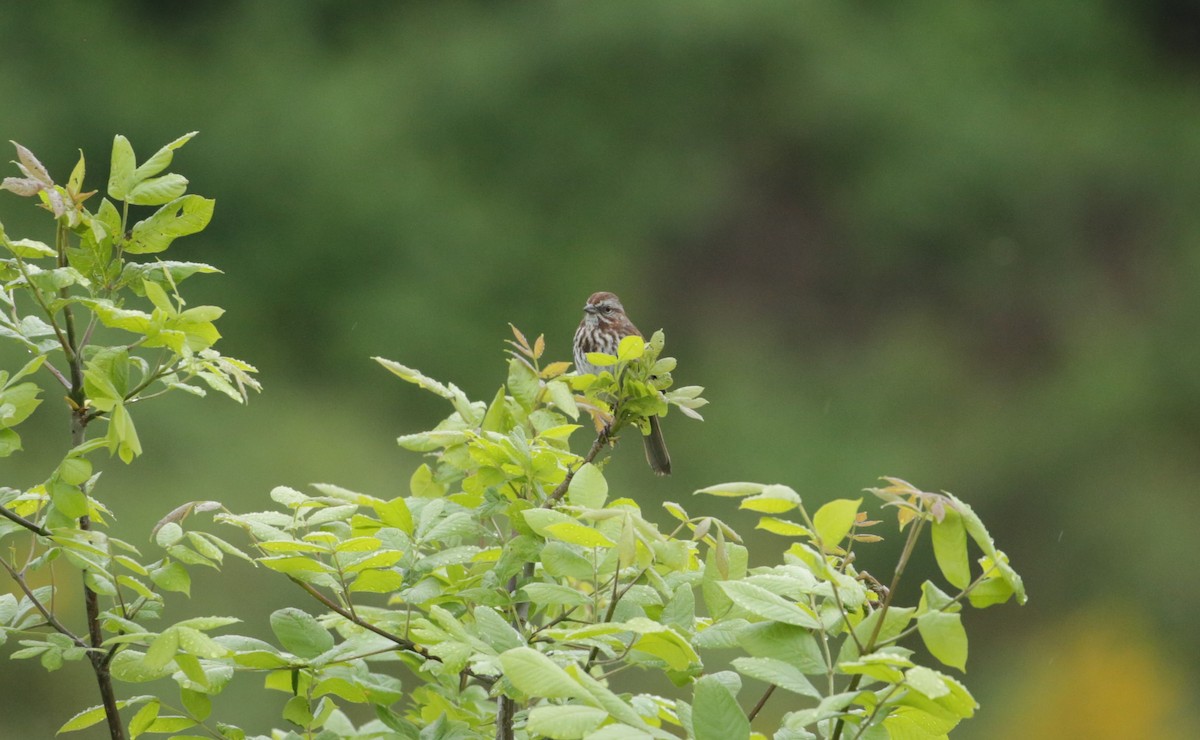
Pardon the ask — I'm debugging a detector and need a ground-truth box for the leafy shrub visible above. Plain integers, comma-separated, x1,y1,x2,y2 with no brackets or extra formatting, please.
1,136,1024,740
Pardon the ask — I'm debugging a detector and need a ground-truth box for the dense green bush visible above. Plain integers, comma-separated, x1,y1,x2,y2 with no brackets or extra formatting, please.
1,136,1023,739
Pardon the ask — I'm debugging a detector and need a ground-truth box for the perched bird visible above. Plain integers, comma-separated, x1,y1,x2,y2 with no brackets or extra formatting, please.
573,291,671,476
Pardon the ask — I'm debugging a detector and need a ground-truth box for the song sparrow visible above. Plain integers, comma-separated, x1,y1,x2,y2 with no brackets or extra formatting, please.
573,291,672,476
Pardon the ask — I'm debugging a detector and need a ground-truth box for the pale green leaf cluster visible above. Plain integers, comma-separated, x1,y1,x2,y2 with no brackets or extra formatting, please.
148,329,1022,739
0,135,261,740
2,138,1024,739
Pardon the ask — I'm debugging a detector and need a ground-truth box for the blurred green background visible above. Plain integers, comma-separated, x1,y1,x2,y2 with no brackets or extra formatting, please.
2,0,1198,737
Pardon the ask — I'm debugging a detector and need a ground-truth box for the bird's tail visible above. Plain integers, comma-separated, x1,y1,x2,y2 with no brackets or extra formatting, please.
642,415,671,476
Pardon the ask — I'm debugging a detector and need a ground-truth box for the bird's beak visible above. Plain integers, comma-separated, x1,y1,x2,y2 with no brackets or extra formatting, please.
583,304,597,314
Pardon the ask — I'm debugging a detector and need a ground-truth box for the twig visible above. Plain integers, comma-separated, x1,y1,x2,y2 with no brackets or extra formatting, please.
0,504,51,537
747,684,776,722
288,577,493,684
543,429,612,507
42,360,72,390
583,561,625,672
830,516,927,740
0,557,88,649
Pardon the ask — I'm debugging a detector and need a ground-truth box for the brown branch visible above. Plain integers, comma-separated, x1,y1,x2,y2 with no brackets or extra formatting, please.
42,360,72,390
0,504,51,537
747,684,776,722
830,516,927,740
543,428,612,507
0,557,88,649
288,577,494,685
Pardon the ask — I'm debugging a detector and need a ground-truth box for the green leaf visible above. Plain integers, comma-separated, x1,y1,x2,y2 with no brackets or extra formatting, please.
143,629,180,671
583,351,616,368
694,482,765,498
57,457,93,486
409,463,444,498
108,135,136,199
0,381,43,428
841,607,915,663
905,665,951,700
567,463,607,509
131,132,197,183
49,480,88,519
839,653,910,684
0,428,21,457
374,497,413,534
126,195,214,254
348,569,403,593
270,608,334,659
572,670,661,735
623,618,699,670
472,606,524,652
521,582,591,608
176,626,229,659
521,508,575,537
931,508,970,590
527,705,607,740
812,498,861,549
718,581,820,628
966,575,1015,608
883,706,959,740
180,688,212,722
150,561,191,596
127,174,189,206
342,550,403,574
143,279,175,314
540,541,593,579
731,656,820,697
67,150,86,193
129,700,160,738
544,521,615,548
739,622,826,673
692,674,750,740
144,716,196,733
545,379,579,419
754,517,812,538
108,402,143,463
396,430,469,452
481,385,511,433
498,647,587,700
507,357,540,410
83,348,130,412
918,580,959,614
617,334,645,362
950,492,1027,605
175,616,241,631
155,522,185,548
739,484,800,514
59,703,112,733
916,611,968,671
5,238,55,258
7,354,46,385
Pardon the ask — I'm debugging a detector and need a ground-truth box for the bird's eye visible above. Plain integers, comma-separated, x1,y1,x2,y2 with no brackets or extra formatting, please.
602,306,612,313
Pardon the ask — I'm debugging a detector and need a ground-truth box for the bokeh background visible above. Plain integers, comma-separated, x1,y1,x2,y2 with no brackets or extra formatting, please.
2,1,1198,737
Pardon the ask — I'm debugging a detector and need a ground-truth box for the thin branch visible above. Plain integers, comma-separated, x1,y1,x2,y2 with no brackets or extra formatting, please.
528,605,582,641
0,557,88,649
583,561,625,672
288,577,493,685
544,428,612,507
879,565,996,647
12,257,74,363
42,360,72,390
831,516,927,740
747,684,776,723
0,504,51,537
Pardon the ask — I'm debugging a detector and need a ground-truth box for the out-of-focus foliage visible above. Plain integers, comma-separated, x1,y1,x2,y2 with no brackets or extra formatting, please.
1,0,1198,737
